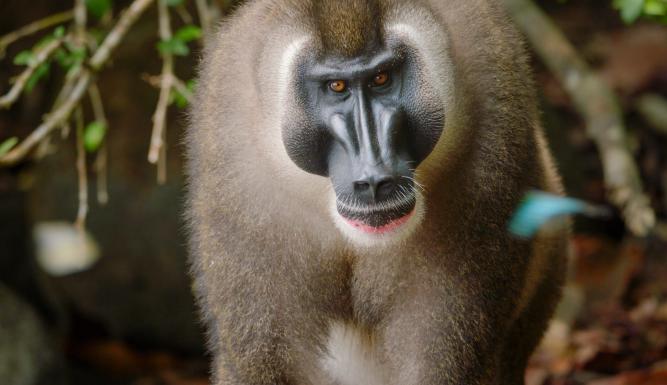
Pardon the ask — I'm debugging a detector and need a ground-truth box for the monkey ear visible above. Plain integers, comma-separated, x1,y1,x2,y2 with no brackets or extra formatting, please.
508,191,610,238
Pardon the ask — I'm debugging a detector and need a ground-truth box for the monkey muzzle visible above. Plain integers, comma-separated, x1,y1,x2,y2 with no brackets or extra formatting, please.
327,95,418,234
334,168,418,234
336,195,416,234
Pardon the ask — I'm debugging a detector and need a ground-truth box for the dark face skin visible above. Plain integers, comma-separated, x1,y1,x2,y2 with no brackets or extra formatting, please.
284,44,445,228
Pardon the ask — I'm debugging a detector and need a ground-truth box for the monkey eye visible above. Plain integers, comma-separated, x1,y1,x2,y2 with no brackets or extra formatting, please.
328,80,347,93
371,72,390,87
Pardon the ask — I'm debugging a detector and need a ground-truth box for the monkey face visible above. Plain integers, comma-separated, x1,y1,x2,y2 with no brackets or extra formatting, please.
282,43,445,240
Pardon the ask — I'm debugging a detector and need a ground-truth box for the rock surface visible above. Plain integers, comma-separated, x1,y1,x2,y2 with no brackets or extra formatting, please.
0,283,54,385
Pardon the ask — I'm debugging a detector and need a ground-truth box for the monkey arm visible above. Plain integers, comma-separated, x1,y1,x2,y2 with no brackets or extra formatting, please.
380,279,507,385
189,222,351,385
376,233,566,385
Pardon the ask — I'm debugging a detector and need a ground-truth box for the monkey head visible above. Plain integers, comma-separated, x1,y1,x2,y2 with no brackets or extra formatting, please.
247,3,457,245
278,34,450,244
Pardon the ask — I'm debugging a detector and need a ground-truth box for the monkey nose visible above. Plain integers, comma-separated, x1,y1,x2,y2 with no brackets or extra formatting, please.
353,175,397,202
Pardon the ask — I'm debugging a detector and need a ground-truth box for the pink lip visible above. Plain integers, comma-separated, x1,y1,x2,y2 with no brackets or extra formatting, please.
342,210,414,234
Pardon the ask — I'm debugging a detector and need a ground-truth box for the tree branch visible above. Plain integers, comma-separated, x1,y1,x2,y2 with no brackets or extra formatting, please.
0,36,65,109
195,0,212,36
54,66,85,140
88,83,109,205
74,0,87,47
0,0,155,167
74,107,88,231
0,71,92,167
148,0,174,184
0,10,73,57
503,0,656,236
637,94,667,136
90,0,155,70
172,76,193,104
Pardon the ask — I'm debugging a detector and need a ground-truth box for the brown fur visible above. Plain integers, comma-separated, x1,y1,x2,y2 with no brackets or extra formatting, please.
314,0,383,57
185,1,568,384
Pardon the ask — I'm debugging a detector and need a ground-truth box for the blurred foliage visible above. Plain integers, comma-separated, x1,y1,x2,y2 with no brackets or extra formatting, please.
0,138,18,157
85,0,113,19
157,25,202,57
6,0,665,132
613,0,667,23
12,27,70,92
83,121,107,153
171,79,196,108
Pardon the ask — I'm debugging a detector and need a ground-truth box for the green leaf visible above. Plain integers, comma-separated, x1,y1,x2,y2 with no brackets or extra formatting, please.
35,36,55,50
170,89,187,108
614,0,646,23
175,25,202,43
0,137,19,157
170,79,196,108
84,121,107,152
16,27,68,67
53,26,66,38
86,0,112,19
25,63,50,92
55,45,86,70
644,0,667,16
13,50,35,66
157,38,189,56
164,0,184,7
69,47,87,62
54,48,69,67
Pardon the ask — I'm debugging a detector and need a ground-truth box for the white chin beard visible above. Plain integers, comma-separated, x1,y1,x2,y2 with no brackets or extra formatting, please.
328,191,425,248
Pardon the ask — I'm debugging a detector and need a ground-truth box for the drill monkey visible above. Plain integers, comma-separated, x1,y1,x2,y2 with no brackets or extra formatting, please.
186,1,568,384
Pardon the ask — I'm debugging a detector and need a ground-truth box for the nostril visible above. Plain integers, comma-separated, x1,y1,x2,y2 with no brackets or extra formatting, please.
354,181,371,193
353,176,396,200
376,177,396,195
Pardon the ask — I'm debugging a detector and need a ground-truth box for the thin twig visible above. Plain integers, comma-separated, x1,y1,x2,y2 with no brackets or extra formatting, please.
74,107,88,231
88,83,108,138
175,4,194,24
0,10,74,57
172,76,193,104
0,71,92,166
158,115,167,184
637,94,667,136
88,83,109,205
209,0,224,24
195,0,212,36
149,0,175,184
0,36,65,109
74,0,87,47
143,73,193,104
141,72,161,87
0,0,156,167
54,66,85,139
90,0,156,70
503,0,656,236
95,143,109,205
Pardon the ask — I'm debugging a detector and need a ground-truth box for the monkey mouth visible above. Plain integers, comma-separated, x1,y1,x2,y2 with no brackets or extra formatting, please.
336,195,417,234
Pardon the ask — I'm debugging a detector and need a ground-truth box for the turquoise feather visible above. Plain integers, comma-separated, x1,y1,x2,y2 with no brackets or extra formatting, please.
508,191,607,238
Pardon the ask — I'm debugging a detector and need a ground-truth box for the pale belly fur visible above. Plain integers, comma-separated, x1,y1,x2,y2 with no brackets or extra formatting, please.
320,321,388,385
